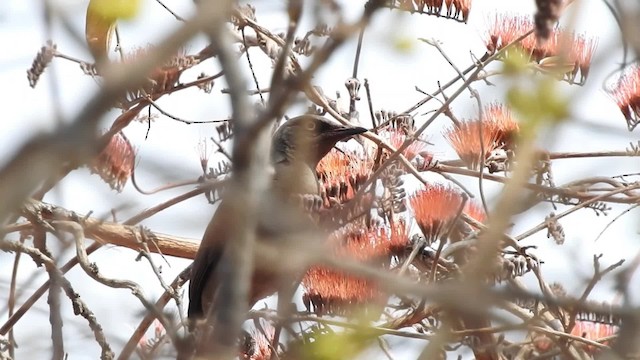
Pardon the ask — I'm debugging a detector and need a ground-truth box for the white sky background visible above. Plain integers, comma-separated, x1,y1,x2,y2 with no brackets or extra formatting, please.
0,0,639,358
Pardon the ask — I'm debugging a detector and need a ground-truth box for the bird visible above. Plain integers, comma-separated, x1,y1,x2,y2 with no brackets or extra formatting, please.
187,114,367,326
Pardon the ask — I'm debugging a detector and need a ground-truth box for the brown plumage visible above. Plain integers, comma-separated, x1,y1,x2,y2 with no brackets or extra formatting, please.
187,115,367,324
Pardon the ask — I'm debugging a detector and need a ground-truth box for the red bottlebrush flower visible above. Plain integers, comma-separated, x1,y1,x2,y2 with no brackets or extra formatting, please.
410,0,452,16
316,149,373,205
485,14,532,54
410,184,464,242
409,0,469,19
90,132,135,191
380,129,434,170
240,325,273,360
482,102,519,151
538,32,598,84
451,0,471,22
136,319,165,357
444,120,497,169
609,64,640,131
533,320,616,354
532,333,554,352
444,103,519,169
570,321,617,353
568,33,598,83
464,201,486,224
425,0,444,15
485,14,598,83
302,223,409,315
122,47,198,100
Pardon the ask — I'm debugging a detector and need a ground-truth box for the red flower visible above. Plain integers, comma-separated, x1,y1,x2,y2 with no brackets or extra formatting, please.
302,223,409,315
609,64,640,131
485,14,532,54
444,103,519,169
464,201,486,224
570,321,617,353
485,14,597,83
533,320,617,354
410,184,464,242
240,324,273,360
376,129,434,171
409,0,469,21
448,0,471,22
483,102,519,151
122,47,197,100
90,132,135,191
444,120,497,169
569,33,598,83
316,149,373,205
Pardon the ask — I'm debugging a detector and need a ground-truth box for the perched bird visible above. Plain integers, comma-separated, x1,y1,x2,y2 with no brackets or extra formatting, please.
187,115,367,325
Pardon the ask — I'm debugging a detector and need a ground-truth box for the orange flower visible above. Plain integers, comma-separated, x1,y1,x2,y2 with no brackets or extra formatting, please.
485,14,532,54
382,129,433,167
449,0,471,22
444,103,519,169
569,34,598,83
464,201,486,224
302,223,409,315
90,132,135,191
533,320,617,354
482,102,519,151
123,47,198,100
316,149,373,205
410,184,464,242
444,120,497,169
485,14,597,83
240,325,273,360
570,321,617,353
408,0,469,21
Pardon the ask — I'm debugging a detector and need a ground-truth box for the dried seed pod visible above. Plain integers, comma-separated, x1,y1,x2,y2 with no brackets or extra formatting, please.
27,41,56,88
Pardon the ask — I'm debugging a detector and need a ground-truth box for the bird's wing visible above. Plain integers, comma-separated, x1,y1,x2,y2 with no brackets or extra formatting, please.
188,201,233,320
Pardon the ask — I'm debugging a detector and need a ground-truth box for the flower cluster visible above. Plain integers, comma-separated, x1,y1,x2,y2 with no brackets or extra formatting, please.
444,103,519,170
316,149,373,205
302,223,409,315
570,321,617,353
533,320,617,354
240,326,273,360
410,184,485,243
395,0,471,22
380,129,434,170
90,132,136,192
485,14,597,84
121,47,200,104
609,64,640,131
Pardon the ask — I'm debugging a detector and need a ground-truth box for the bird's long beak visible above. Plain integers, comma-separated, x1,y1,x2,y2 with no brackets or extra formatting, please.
326,125,368,142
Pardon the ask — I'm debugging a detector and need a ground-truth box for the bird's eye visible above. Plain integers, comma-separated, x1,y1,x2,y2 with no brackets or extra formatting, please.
304,120,317,132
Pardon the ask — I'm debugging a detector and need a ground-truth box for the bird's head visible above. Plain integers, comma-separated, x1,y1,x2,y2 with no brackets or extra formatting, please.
271,115,367,166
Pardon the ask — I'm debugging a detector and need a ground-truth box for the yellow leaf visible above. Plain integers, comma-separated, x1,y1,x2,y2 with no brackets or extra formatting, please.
89,0,141,21
85,0,141,66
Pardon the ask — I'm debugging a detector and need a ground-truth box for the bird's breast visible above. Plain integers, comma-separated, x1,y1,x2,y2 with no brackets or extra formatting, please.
271,161,321,196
